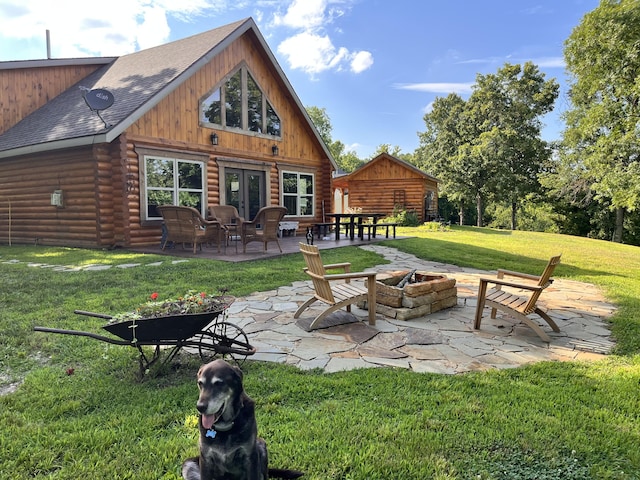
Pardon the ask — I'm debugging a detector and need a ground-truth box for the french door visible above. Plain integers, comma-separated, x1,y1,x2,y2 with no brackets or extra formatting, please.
224,169,265,220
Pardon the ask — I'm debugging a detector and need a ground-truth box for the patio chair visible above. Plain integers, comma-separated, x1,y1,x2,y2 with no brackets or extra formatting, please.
208,205,245,228
240,205,287,253
209,205,244,251
474,254,562,342
294,243,377,330
157,205,226,254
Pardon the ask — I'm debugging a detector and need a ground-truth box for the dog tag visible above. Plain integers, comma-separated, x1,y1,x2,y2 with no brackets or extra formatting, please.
206,429,217,439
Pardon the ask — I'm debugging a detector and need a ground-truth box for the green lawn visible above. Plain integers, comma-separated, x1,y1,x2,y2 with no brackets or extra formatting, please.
1,227,639,479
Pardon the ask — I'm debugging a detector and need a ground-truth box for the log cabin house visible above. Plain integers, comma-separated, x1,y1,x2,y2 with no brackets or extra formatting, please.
0,18,336,248
332,153,439,222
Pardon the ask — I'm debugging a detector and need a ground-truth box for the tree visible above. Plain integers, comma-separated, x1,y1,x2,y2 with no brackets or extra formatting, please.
467,63,558,229
418,63,558,228
417,93,480,225
306,106,364,172
562,0,640,243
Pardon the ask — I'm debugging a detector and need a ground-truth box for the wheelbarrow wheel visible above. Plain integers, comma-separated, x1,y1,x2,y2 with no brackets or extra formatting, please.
197,321,254,367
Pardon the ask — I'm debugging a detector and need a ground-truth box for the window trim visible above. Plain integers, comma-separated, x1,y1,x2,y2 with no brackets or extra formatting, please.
280,169,315,218
140,153,207,222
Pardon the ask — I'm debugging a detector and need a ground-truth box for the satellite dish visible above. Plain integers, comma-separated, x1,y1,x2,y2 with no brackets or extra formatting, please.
84,89,115,111
81,88,115,129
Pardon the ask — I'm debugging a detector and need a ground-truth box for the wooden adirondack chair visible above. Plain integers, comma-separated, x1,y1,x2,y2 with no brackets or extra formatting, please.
474,255,562,342
157,205,226,254
294,243,377,330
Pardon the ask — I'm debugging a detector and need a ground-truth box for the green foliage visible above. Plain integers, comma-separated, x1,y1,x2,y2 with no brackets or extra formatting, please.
562,0,640,241
486,197,561,233
306,105,364,172
383,205,421,226
418,62,558,228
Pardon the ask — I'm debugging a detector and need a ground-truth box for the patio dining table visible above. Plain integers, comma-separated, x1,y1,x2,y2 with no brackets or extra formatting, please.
326,212,385,241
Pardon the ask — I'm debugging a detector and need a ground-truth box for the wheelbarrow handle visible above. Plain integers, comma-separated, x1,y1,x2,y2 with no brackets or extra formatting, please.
74,310,113,320
33,326,131,346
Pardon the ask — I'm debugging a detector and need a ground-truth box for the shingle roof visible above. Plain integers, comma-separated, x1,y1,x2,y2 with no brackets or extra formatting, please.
338,153,439,183
0,19,247,155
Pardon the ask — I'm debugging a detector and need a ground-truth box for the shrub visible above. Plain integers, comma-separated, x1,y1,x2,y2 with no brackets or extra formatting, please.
383,205,421,227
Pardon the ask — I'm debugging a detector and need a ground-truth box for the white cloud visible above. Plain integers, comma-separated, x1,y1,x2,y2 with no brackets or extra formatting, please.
530,56,564,68
350,50,373,73
0,0,214,59
273,0,327,30
0,0,374,75
457,55,564,69
395,82,474,95
278,31,352,75
272,0,373,76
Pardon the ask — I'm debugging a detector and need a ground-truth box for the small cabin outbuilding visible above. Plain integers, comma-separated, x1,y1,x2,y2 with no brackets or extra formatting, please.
332,153,439,222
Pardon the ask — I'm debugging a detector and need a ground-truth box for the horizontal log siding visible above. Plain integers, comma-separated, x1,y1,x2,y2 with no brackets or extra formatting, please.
343,156,438,221
122,135,224,247
0,147,105,247
0,64,102,134
347,179,430,218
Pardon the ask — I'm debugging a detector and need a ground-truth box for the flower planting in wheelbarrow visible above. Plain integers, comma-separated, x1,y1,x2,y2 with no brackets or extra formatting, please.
34,290,256,377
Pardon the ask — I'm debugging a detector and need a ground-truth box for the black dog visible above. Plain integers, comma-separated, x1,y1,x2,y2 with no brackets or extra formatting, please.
305,227,314,245
182,359,303,480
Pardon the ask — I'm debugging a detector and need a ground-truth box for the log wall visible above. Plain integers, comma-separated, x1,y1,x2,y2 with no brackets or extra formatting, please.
0,147,103,246
343,156,438,221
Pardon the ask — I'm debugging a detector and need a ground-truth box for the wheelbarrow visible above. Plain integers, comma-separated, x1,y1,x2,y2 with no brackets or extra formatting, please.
34,304,256,376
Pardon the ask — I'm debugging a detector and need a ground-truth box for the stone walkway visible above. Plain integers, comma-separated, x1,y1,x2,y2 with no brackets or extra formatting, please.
228,245,617,374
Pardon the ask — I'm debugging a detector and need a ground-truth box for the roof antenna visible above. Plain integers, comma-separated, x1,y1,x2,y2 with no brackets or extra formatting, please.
80,86,115,129
46,30,51,59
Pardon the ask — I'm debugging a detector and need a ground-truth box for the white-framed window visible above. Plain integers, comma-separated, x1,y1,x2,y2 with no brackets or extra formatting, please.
200,64,281,137
281,171,314,217
143,155,205,220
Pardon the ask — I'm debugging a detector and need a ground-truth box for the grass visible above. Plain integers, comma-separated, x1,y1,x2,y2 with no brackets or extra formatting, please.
1,228,639,479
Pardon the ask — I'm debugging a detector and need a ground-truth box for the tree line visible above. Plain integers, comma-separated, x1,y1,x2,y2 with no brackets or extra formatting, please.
308,0,640,245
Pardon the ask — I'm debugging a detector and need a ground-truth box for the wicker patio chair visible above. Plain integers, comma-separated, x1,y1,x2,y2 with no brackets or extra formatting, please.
157,205,226,254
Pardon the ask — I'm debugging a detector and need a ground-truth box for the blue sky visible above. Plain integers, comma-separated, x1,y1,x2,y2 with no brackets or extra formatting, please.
0,0,599,158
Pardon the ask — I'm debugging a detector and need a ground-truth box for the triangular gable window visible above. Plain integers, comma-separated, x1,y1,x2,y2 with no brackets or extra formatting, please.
200,65,281,137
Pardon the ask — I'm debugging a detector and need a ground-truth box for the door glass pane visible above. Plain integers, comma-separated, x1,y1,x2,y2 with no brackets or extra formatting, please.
247,73,262,133
247,173,262,220
225,71,242,128
225,172,241,210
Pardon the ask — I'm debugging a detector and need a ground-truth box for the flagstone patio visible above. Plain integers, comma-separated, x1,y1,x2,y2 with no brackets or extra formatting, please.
227,245,617,374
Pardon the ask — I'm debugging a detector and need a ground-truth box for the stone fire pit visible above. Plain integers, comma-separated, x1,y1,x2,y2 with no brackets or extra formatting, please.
359,270,458,320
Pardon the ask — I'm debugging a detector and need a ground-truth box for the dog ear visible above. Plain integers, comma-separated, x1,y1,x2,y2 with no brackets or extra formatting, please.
232,364,243,382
